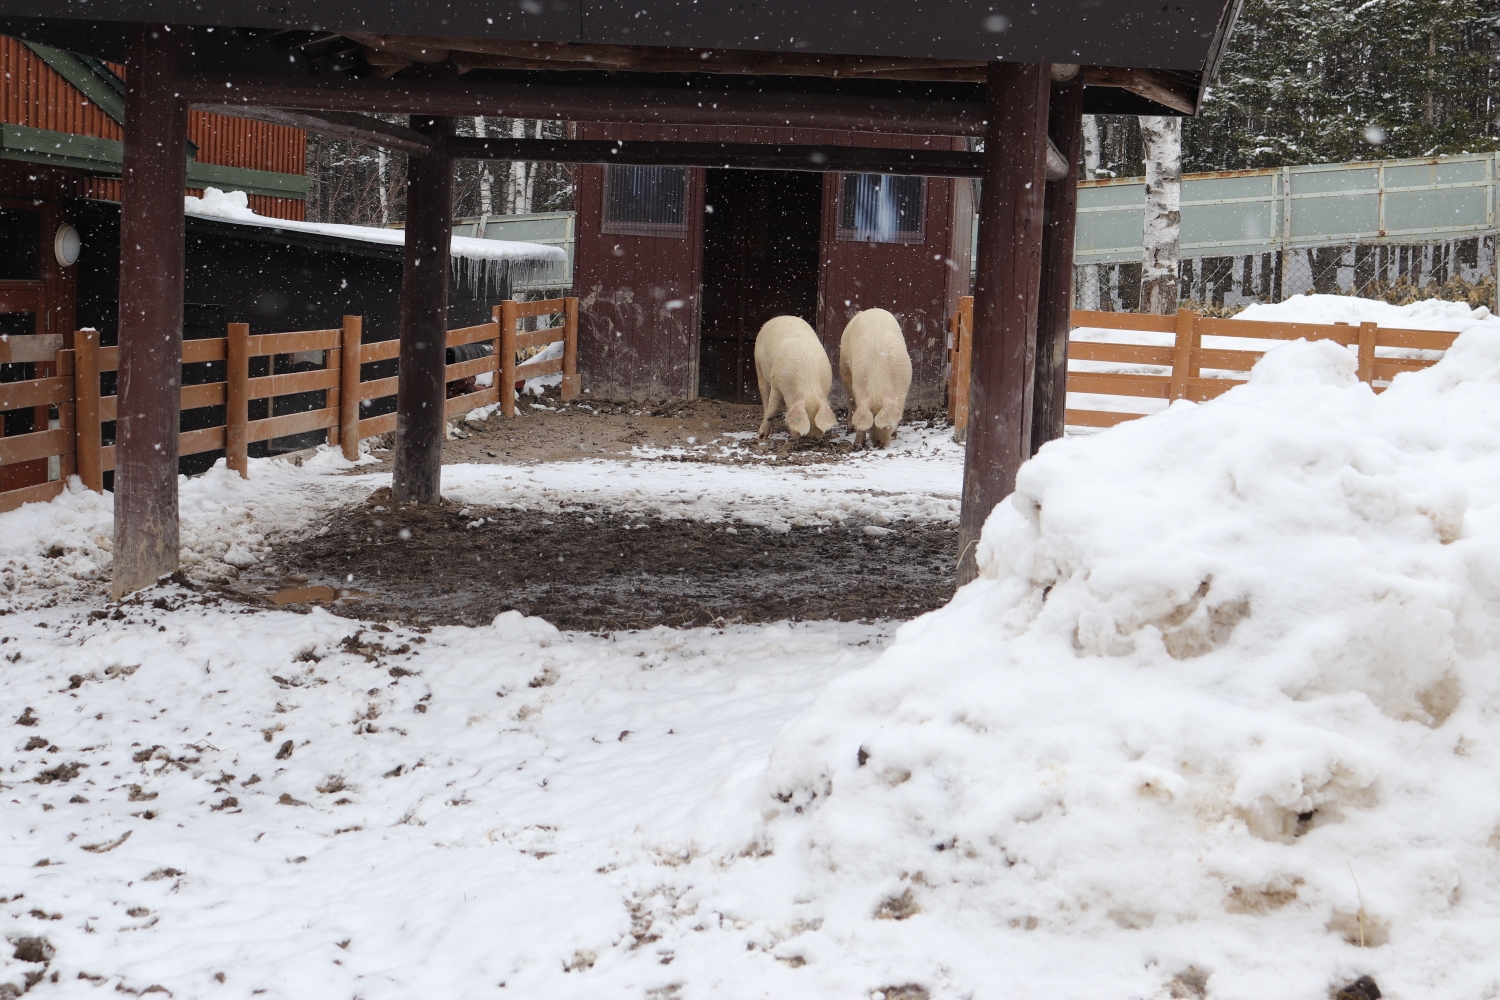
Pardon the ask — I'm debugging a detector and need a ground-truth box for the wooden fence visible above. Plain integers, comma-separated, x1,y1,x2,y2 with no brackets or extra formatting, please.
0,297,578,513
947,298,1458,432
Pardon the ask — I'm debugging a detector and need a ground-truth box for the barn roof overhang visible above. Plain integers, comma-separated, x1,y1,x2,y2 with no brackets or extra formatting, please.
0,0,1242,123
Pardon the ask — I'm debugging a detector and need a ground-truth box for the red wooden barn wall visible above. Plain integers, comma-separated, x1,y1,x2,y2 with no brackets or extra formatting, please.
0,38,307,220
574,122,707,400
573,122,970,405
817,136,974,408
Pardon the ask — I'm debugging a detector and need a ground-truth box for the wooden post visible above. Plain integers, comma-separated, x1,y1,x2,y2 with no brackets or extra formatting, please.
1356,321,1377,384
113,23,190,599
561,296,580,400
957,63,1051,585
225,323,250,476
500,299,519,417
53,349,76,487
949,296,973,440
1168,309,1198,400
73,327,102,492
1031,73,1085,456
340,315,362,460
392,116,454,504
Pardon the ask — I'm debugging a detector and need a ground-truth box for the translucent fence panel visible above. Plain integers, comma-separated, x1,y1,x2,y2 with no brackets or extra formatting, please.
1072,153,1496,267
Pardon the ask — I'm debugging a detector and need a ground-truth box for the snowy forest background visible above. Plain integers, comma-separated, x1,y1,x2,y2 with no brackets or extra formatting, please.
304,0,1500,225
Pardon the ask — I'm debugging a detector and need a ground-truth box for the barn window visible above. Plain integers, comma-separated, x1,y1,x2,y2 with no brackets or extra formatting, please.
837,174,926,244
601,165,690,237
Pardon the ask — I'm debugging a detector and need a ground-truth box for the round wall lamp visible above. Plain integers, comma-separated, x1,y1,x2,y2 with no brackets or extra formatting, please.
54,223,82,267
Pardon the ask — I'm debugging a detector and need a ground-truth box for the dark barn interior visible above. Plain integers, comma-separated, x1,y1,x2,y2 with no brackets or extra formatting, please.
698,168,823,403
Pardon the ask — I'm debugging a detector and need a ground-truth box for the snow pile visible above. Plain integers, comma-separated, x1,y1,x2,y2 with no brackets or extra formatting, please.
681,318,1500,997
184,188,565,293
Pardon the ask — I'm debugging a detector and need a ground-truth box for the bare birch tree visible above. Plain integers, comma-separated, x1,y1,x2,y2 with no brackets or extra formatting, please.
1139,115,1182,314
1079,115,1103,308
475,116,493,215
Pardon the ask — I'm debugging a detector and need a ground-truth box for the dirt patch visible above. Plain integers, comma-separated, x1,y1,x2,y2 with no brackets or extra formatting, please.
355,392,950,472
264,488,957,630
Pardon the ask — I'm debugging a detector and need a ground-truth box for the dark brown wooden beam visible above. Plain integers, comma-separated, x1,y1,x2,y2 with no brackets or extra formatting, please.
1032,75,1085,457
446,137,981,176
205,105,436,155
114,22,189,599
957,62,1051,586
343,34,1200,109
1082,66,1195,115
391,115,454,504
175,72,989,136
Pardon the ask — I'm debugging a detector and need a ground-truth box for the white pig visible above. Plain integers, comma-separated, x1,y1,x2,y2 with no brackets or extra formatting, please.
839,308,912,449
754,315,837,440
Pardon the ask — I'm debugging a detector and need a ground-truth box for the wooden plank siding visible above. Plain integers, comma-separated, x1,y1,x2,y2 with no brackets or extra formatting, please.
0,37,307,220
574,121,706,400
573,122,971,403
817,132,972,408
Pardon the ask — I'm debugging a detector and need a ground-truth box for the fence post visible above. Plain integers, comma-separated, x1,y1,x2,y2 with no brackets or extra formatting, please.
500,299,518,418
949,296,974,440
1168,309,1198,401
340,315,362,460
53,348,76,486
561,296,580,400
73,328,103,492
1357,321,1377,384
226,322,250,477
489,304,503,407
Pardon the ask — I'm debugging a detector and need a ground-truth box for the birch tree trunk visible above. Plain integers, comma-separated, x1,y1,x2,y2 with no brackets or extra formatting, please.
476,116,492,215
1082,115,1101,178
510,119,529,214
1139,115,1182,315
376,147,389,225
1079,115,1102,308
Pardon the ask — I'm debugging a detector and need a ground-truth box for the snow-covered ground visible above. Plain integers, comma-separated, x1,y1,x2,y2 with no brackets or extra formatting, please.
7,295,1500,999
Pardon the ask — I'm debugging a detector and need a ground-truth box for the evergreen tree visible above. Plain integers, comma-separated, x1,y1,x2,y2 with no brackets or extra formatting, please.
1184,0,1500,170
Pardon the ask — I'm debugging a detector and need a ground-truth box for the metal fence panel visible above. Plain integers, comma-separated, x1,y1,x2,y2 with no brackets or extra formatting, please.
1070,152,1497,265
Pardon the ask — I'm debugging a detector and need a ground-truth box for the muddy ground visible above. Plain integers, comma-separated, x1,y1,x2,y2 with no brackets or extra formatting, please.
356,391,950,471
258,488,957,631
253,393,960,630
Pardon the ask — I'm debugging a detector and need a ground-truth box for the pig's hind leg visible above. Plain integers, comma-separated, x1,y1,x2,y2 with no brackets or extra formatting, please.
758,381,783,439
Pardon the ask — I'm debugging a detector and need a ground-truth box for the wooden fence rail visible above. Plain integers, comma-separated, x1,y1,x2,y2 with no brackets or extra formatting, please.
0,297,579,513
947,298,1459,434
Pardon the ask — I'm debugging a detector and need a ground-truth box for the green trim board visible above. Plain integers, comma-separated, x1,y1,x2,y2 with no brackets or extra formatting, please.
186,160,308,198
21,39,124,127
0,124,307,199
19,38,200,158
0,123,117,171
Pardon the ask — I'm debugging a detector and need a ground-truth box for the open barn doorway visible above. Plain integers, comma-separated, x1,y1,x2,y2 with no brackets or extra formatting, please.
697,169,822,402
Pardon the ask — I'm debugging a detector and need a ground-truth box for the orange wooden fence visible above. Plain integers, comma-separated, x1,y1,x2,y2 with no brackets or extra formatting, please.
0,297,579,512
947,298,1458,433
0,334,74,510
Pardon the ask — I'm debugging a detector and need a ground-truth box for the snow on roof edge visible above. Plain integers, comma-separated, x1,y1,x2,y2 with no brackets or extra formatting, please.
184,188,566,266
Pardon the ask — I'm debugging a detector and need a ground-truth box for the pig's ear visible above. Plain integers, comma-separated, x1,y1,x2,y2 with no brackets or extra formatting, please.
874,401,901,431
850,401,873,430
814,400,837,434
785,400,810,437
